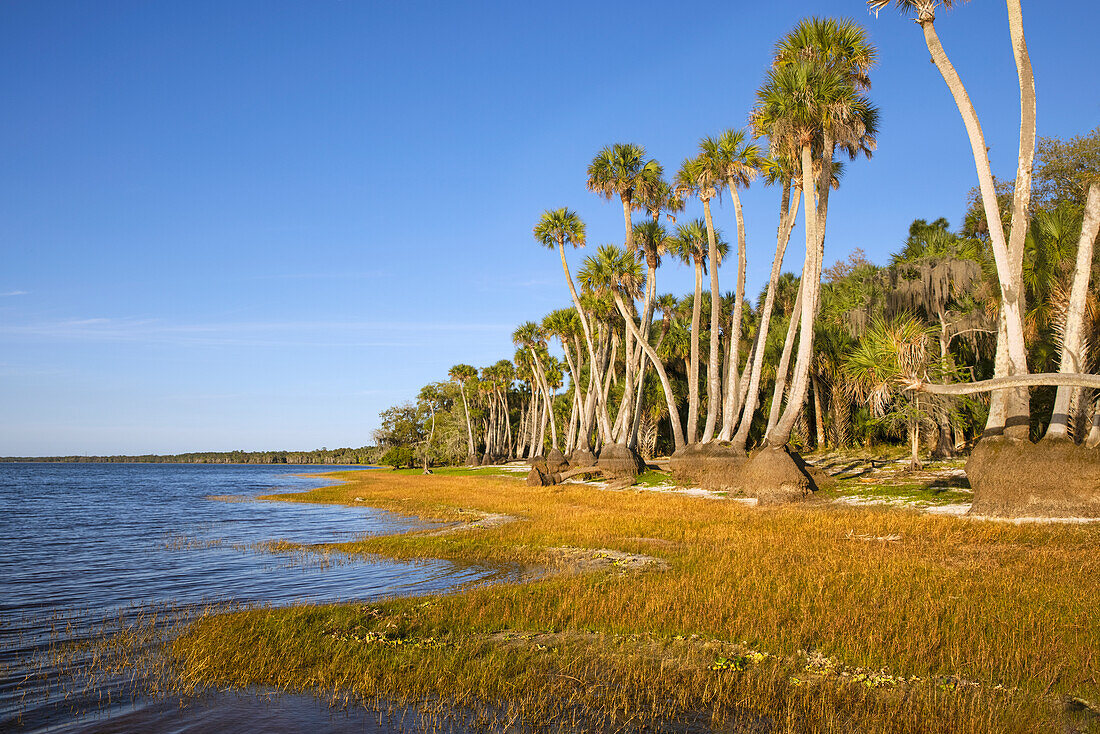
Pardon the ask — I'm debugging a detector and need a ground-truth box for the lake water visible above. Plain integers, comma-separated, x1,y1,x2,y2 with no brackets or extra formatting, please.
0,463,509,732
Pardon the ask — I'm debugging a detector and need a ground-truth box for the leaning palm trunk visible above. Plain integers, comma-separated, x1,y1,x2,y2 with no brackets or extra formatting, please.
701,196,723,442
687,260,704,443
612,292,687,450
717,184,750,440
628,273,657,448
769,144,827,446
733,183,800,448
556,235,605,449
916,12,1030,437
459,383,476,458
529,349,558,451
767,278,805,435
1045,182,1100,439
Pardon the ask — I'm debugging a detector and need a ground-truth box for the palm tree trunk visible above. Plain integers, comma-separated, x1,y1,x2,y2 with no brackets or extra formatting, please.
613,292,687,450
812,373,826,449
630,264,658,447
767,278,804,435
918,15,1030,437
1046,182,1100,439
501,388,513,459
735,183,800,447
718,183,749,440
687,260,703,443
768,144,825,446
529,348,558,451
557,236,604,449
701,197,722,443
459,384,475,458
739,183,800,448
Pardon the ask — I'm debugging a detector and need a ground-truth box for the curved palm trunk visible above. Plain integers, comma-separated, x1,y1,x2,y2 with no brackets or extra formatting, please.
629,264,658,447
556,237,604,449
734,183,800,449
613,292,686,450
718,184,750,440
768,145,824,446
701,197,722,443
917,15,1030,436
767,278,804,435
687,260,704,443
529,348,558,451
501,388,513,459
1044,182,1100,439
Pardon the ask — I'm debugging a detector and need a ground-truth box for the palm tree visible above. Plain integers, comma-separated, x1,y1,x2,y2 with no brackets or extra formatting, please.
676,156,725,442
581,244,686,451
867,0,1033,438
628,220,674,444
699,130,761,442
447,364,479,462
587,143,660,254
1047,185,1100,439
669,219,727,444
753,19,879,449
845,314,939,469
732,155,803,450
513,322,558,454
533,208,608,448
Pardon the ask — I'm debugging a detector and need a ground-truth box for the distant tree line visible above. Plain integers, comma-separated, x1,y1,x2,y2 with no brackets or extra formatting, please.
0,446,382,465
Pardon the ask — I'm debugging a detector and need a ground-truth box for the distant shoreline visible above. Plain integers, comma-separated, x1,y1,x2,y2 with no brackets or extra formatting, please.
0,447,379,465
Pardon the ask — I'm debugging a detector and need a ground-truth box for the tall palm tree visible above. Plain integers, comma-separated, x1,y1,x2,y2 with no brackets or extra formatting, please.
628,221,674,444
447,364,479,462
534,208,608,447
732,155,803,450
753,19,879,449
702,129,762,441
867,0,1033,438
670,219,727,444
581,244,687,451
579,245,644,448
1047,184,1100,439
513,322,558,453
677,154,725,443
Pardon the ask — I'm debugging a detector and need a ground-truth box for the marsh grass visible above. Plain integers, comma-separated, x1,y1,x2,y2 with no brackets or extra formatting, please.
62,469,1100,731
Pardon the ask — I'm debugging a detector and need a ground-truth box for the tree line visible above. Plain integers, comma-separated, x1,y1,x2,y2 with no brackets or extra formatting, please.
375,3,1100,514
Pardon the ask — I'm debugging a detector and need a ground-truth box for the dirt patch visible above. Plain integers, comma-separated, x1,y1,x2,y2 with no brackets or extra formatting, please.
423,511,518,536
547,546,670,573
967,436,1100,518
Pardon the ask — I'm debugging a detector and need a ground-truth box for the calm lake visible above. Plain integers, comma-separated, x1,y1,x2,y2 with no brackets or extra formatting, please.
0,463,508,732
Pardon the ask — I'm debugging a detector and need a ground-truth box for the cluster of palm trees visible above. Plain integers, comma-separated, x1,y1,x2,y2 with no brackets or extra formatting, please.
517,16,879,473
407,4,1099,513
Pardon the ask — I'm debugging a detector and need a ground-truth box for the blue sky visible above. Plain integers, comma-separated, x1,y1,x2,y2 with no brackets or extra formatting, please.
1,1,1097,455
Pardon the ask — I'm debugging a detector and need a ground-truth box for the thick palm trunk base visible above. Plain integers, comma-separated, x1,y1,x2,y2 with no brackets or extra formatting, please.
596,442,646,479
466,454,481,467
544,448,569,475
568,448,596,468
966,436,1100,518
668,442,748,489
734,446,824,504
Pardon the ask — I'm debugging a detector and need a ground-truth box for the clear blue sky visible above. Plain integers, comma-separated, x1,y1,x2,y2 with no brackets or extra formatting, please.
1,1,1097,455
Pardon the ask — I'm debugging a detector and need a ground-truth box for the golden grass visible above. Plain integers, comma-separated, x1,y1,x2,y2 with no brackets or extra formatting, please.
168,470,1100,732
